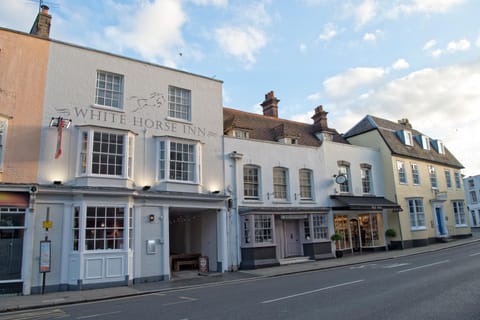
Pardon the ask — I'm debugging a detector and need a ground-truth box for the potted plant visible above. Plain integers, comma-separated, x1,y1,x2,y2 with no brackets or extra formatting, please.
385,228,396,250
330,233,343,258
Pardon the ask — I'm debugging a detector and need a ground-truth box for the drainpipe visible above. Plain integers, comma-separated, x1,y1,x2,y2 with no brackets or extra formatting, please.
229,151,243,271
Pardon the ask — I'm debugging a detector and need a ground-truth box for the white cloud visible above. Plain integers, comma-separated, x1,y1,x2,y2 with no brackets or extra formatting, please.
323,67,386,98
423,39,437,51
363,33,376,41
330,59,480,176
307,92,322,101
291,111,315,124
215,26,267,66
389,0,465,17
102,0,186,67
432,49,443,57
477,34,480,48
0,1,38,32
299,43,308,53
392,58,410,70
355,0,377,26
318,23,338,41
190,0,228,6
447,39,471,52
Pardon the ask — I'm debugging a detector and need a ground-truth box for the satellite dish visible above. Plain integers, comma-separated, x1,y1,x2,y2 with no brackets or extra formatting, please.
335,174,347,184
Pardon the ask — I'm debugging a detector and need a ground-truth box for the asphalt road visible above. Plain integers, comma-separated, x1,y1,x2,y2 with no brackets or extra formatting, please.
3,242,480,320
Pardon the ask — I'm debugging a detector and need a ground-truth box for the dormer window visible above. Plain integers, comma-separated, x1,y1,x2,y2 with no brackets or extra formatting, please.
420,135,430,150
234,130,249,139
397,130,413,146
432,139,445,154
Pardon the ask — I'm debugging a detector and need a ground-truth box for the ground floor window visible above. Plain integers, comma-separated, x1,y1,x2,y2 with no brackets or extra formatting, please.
83,207,125,250
408,198,425,229
333,215,351,250
0,207,25,280
359,213,380,247
452,200,466,226
242,214,273,245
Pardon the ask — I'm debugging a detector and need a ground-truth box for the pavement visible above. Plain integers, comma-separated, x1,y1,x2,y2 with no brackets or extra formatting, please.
2,232,480,314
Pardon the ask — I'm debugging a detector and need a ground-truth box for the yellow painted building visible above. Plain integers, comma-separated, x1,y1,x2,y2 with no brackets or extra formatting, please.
345,116,470,248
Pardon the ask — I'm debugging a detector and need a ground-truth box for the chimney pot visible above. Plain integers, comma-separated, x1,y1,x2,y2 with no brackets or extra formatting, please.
41,5,49,14
261,90,279,118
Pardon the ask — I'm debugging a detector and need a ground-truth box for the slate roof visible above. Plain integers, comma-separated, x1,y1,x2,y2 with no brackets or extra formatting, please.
223,107,349,147
344,115,464,169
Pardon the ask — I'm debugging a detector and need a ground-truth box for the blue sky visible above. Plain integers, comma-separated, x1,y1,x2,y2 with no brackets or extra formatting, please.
2,0,480,176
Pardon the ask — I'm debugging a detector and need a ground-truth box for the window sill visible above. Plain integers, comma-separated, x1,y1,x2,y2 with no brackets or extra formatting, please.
92,104,125,113
455,224,469,228
165,116,192,125
410,227,427,231
272,200,292,204
242,199,264,204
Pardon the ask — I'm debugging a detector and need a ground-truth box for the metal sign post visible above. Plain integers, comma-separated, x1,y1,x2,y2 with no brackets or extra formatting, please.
40,207,52,294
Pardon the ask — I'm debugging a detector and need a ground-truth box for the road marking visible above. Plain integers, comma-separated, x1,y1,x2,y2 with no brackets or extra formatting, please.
261,279,365,304
0,309,67,320
469,252,480,256
163,296,198,306
383,263,410,268
76,311,121,319
396,260,450,274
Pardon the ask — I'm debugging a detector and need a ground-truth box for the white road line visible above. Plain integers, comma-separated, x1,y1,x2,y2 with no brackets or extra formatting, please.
383,263,410,269
76,311,121,319
396,260,450,274
162,296,198,306
261,279,365,304
469,252,480,256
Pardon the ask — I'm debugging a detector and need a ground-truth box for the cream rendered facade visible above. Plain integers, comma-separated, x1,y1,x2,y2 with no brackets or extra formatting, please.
346,123,470,248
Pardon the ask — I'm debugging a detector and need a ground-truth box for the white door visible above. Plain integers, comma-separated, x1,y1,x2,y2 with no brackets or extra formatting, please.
284,220,301,257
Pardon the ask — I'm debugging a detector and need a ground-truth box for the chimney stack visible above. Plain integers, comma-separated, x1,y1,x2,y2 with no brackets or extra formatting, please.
398,118,412,129
261,91,279,118
311,105,329,131
30,5,51,38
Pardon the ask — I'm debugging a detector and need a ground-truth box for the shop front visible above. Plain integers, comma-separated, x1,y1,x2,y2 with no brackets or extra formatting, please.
330,195,401,254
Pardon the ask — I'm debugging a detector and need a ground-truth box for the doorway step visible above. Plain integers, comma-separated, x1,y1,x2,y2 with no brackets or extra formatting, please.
279,256,313,265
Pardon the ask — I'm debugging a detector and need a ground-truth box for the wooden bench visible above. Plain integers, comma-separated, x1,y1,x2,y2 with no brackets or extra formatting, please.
170,253,201,272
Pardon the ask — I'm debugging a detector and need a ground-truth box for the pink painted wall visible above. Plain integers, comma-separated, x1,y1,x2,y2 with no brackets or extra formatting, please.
0,29,49,183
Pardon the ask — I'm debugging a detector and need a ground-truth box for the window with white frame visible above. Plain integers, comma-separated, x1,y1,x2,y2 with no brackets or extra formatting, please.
468,179,475,189
242,215,273,244
85,206,125,250
445,170,452,189
299,168,313,200
338,162,351,193
421,135,430,150
168,86,191,121
452,201,466,225
303,219,311,240
73,207,80,251
243,165,260,200
128,207,133,250
361,164,373,194
312,214,329,240
411,163,420,185
158,139,199,183
234,130,249,139
470,191,477,203
408,198,425,229
429,165,438,189
397,161,407,184
273,167,288,200
95,71,123,109
78,129,134,178
399,130,414,146
0,119,7,171
454,172,462,189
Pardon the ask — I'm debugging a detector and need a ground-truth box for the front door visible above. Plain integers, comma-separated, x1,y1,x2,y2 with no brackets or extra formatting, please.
350,219,360,251
284,220,301,257
435,207,447,236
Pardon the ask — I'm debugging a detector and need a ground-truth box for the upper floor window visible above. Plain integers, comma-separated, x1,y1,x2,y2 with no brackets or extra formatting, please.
468,179,475,189
428,165,438,189
452,200,466,226
337,162,351,193
445,170,452,189
0,119,7,171
397,161,407,184
361,164,373,194
454,172,462,189
243,165,260,200
411,163,420,185
470,191,478,203
79,128,134,178
299,169,313,200
408,198,425,229
420,135,430,150
397,130,413,146
234,130,249,139
158,139,199,183
273,167,288,200
168,86,191,121
95,71,123,109
433,139,445,154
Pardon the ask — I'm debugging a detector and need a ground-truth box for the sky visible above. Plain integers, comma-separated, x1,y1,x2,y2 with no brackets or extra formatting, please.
2,0,480,176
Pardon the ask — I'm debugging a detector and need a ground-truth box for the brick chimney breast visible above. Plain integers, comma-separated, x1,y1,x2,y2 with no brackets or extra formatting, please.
311,105,329,131
261,90,279,118
30,5,52,38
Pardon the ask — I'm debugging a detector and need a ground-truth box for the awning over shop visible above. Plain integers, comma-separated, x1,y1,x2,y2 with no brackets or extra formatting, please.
330,195,402,212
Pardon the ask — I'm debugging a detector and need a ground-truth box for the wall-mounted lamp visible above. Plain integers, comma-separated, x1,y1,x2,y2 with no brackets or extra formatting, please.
149,214,155,222
49,117,72,128
53,180,62,185
143,185,151,191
